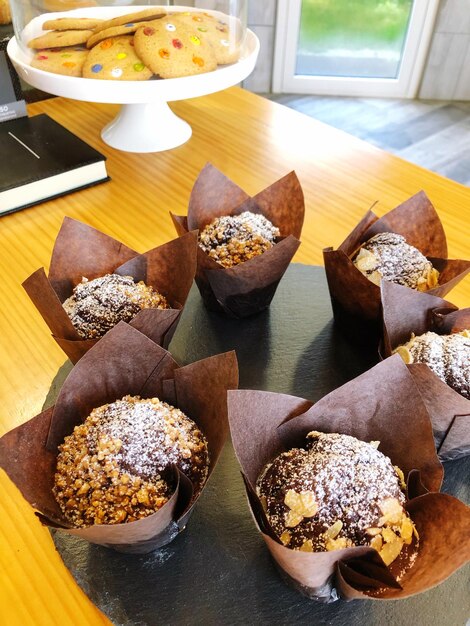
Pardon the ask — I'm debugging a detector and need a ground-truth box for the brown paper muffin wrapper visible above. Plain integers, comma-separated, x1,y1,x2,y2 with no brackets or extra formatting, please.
323,191,470,345
23,217,198,363
228,356,470,601
0,322,238,554
381,281,470,461
171,163,304,318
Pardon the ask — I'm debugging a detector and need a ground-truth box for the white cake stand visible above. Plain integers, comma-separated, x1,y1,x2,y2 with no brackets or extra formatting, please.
7,7,259,152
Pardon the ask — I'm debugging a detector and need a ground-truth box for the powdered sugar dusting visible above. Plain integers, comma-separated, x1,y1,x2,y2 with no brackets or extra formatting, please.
354,232,436,289
63,274,169,339
403,331,470,398
198,211,280,267
257,432,405,551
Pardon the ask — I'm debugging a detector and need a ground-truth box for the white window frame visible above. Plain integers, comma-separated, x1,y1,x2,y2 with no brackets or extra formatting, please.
272,0,440,97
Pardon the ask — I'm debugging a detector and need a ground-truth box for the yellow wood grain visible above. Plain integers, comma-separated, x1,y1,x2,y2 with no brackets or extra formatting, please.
0,87,468,625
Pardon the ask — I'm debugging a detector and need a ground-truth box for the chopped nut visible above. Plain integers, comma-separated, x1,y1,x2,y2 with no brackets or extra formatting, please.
284,489,318,518
400,515,414,544
324,520,343,539
354,248,377,272
285,510,303,528
426,267,440,289
369,441,380,449
378,497,404,526
382,527,399,544
394,465,406,490
299,540,313,552
379,536,404,566
370,535,383,551
366,527,382,536
325,536,350,551
394,345,413,365
77,482,90,495
306,431,322,440
279,531,291,546
114,509,127,523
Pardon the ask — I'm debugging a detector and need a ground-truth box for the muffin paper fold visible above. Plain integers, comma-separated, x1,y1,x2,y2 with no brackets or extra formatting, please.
381,281,470,460
171,163,304,318
323,191,470,343
23,217,198,363
228,356,470,601
0,322,239,554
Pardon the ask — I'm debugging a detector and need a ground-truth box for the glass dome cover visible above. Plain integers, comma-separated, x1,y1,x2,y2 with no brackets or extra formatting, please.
10,1,247,67
7,1,257,152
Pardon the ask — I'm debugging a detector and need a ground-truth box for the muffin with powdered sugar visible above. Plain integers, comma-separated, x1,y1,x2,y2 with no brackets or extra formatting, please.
394,330,470,398
353,232,439,291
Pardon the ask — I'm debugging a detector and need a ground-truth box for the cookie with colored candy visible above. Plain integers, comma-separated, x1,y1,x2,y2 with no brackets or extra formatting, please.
86,21,153,49
134,16,217,78
31,46,89,76
82,36,152,81
92,8,166,33
28,29,94,49
174,11,241,65
42,17,103,31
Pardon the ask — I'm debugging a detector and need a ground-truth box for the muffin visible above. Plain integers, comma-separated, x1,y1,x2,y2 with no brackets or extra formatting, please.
62,273,169,339
53,395,209,527
198,211,280,268
394,330,470,399
353,232,439,291
257,432,417,573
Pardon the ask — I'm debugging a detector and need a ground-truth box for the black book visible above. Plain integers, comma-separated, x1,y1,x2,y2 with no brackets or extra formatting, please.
0,113,110,216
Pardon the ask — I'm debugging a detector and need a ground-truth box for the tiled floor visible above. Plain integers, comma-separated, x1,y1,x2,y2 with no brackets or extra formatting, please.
267,94,470,186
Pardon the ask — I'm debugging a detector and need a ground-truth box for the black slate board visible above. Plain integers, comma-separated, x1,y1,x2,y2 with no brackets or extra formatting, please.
48,264,470,626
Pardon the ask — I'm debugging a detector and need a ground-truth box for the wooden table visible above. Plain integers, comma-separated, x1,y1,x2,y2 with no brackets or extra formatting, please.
0,87,469,626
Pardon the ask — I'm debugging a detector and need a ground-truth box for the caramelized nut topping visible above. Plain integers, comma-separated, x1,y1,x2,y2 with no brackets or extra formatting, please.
198,211,280,268
53,395,209,527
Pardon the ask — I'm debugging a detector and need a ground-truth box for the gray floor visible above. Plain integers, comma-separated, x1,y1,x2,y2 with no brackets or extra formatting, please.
266,94,470,186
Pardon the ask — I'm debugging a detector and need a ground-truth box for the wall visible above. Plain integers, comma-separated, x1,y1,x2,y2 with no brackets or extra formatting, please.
242,0,276,93
419,0,470,99
242,0,470,101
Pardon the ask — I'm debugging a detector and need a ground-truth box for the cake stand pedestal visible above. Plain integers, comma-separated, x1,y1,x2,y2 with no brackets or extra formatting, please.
101,101,192,152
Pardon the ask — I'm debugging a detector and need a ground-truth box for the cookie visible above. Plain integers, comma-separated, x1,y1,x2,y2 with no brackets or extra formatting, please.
82,36,152,81
28,29,94,49
43,0,97,10
92,8,166,34
86,21,151,49
174,12,241,65
42,17,103,31
134,16,217,78
31,46,89,76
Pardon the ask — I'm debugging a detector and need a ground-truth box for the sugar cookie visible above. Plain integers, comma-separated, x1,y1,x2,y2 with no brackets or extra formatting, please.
31,45,89,76
42,17,103,31
28,29,94,49
174,12,241,64
82,35,152,80
134,16,217,78
92,8,166,33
